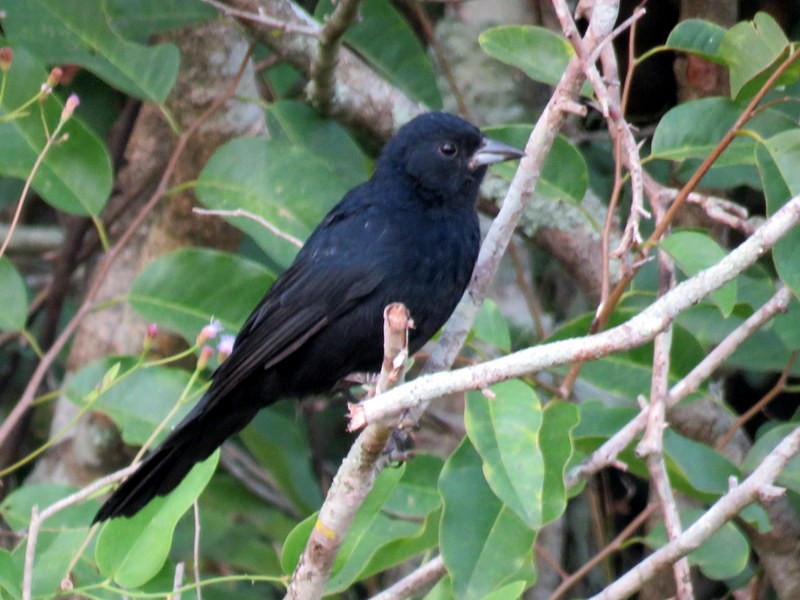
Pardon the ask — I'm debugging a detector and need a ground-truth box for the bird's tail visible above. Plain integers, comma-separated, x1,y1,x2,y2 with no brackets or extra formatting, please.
93,386,262,523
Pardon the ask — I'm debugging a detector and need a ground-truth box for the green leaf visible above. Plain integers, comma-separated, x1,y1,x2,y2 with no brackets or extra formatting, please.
485,127,587,204
239,407,323,516
663,19,726,63
465,380,544,529
130,247,274,343
0,483,96,530
325,463,438,593
96,452,219,588
479,26,592,97
265,101,370,189
483,581,527,600
0,257,28,332
573,404,742,502
645,508,749,580
0,548,20,599
17,529,90,598
106,0,217,42
280,513,315,575
540,401,578,523
756,131,800,296
471,298,511,352
3,0,179,102
439,438,536,600
0,45,113,215
281,465,410,583
315,0,441,108
743,423,800,494
718,12,793,100
661,230,737,317
65,357,204,445
663,430,740,501
357,455,443,580
196,138,357,268
772,297,800,349
182,475,286,576
651,97,794,167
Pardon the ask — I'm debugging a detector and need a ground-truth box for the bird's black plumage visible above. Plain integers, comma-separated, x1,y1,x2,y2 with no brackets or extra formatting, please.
94,111,523,522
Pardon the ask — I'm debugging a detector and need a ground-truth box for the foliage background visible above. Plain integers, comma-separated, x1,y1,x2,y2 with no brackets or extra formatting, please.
1,0,800,599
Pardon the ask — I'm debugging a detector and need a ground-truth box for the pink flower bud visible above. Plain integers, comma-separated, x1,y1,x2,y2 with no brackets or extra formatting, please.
47,67,62,88
197,345,214,371
196,318,223,346
60,93,80,122
0,47,13,72
217,334,235,363
142,323,159,352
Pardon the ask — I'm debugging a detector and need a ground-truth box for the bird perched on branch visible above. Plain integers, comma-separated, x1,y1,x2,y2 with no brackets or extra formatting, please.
94,111,524,522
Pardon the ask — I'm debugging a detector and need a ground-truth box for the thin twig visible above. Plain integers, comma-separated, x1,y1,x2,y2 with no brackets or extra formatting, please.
0,98,77,259
422,0,622,382
593,45,800,334
22,464,138,600
567,285,794,488
717,350,800,450
193,207,303,248
0,46,256,454
201,0,319,35
589,425,800,600
406,0,472,120
193,502,202,600
369,555,446,600
549,503,659,600
508,239,548,339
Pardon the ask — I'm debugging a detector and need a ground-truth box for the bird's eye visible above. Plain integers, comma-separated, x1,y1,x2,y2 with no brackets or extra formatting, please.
439,142,457,157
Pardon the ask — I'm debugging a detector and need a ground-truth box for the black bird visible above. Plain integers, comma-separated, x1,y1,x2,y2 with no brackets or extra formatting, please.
94,111,524,522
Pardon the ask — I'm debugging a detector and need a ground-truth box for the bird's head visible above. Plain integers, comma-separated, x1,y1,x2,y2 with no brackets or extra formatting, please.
377,111,524,205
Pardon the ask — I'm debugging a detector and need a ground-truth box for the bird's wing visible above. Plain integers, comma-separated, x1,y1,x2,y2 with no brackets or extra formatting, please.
209,193,385,396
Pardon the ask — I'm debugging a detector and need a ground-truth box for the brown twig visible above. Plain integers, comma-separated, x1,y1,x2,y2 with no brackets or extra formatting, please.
717,350,800,451
422,0,622,382
508,239,547,339
549,503,659,600
405,0,472,120
594,45,800,334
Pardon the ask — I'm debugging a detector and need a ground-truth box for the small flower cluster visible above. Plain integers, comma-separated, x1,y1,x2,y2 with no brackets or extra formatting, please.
196,318,236,369
141,319,236,371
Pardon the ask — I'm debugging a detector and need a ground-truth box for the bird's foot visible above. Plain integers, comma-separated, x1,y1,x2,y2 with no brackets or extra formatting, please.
384,427,416,464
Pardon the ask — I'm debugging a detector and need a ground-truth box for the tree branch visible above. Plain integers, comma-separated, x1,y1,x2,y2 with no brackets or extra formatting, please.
353,193,800,427
567,284,794,487
285,304,412,599
222,0,424,140
422,0,622,378
588,424,800,600
307,0,361,114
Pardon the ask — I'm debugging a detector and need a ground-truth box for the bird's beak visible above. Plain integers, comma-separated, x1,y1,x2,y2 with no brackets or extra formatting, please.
468,137,525,171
